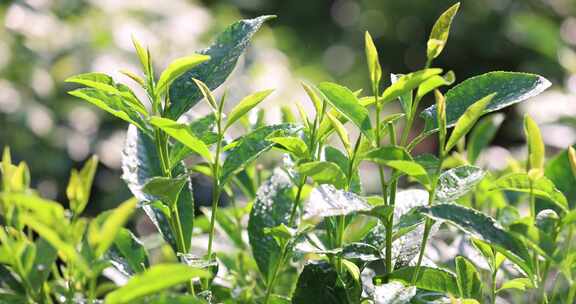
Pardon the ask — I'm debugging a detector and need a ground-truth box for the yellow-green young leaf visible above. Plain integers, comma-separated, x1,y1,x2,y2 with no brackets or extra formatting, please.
66,155,98,216
119,69,146,88
20,214,90,274
416,71,456,101
1,193,65,226
295,101,311,130
268,136,309,159
436,90,447,150
568,146,576,178
496,278,534,293
301,82,323,113
427,2,461,60
155,54,210,97
150,117,213,163
225,89,274,130
192,78,218,112
318,82,374,142
364,31,382,90
1,147,12,191
386,160,430,188
89,198,137,258
327,113,352,155
280,106,297,123
131,36,152,78
524,115,545,171
297,161,347,189
445,93,495,153
104,264,210,304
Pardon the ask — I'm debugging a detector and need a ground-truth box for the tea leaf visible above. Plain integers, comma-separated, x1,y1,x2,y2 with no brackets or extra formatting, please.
156,54,210,97
297,161,347,189
247,170,293,281
301,82,323,113
467,113,505,164
416,71,456,101
490,173,568,212
66,155,98,216
418,204,533,278
150,117,213,163
108,228,149,275
168,113,218,168
444,93,495,153
220,124,298,183
372,281,416,304
268,136,309,159
421,72,551,131
142,176,188,207
90,198,138,258
365,31,382,89
167,15,275,119
327,112,352,155
225,89,274,130
455,256,483,301
362,146,413,164
496,278,533,293
435,165,485,202
524,115,545,171
104,264,210,304
131,36,152,79
324,146,362,193
544,145,576,209
383,266,459,295
318,82,374,142
293,261,358,303
304,184,371,219
427,2,461,60
381,69,443,104
28,239,57,290
192,78,218,112
385,160,430,188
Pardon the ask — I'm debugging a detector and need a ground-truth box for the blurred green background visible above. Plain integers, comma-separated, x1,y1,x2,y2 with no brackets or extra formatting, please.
1,0,575,212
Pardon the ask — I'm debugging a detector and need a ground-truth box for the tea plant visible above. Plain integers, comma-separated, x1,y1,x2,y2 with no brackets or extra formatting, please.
1,3,575,304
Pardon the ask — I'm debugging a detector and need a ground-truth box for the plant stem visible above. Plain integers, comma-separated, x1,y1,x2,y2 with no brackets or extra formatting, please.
491,267,498,304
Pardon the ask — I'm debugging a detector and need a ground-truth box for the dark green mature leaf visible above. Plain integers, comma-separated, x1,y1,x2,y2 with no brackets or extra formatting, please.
467,113,504,164
167,15,275,119
28,239,57,290
108,228,149,275
142,176,187,207
304,184,371,219
435,166,484,202
68,88,147,130
427,2,460,60
383,266,459,295
418,204,533,277
421,72,551,131
248,170,293,281
489,173,568,212
455,256,483,301
545,145,576,209
318,82,374,142
220,124,298,183
324,146,362,193
297,161,346,189
104,264,210,304
293,261,356,304
121,126,195,252
372,281,416,304
444,93,495,152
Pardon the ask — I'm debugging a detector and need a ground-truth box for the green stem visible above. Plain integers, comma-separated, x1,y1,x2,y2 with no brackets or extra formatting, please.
491,267,498,304
567,283,576,304
263,244,289,304
289,178,306,227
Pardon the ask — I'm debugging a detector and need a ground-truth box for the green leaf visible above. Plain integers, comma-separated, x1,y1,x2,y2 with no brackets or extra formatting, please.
1,193,65,226
247,170,293,281
156,54,210,97
302,82,323,113
418,204,533,278
318,82,374,142
220,124,298,183
150,117,213,163
192,78,218,111
68,88,147,130
131,36,152,79
66,156,98,216
28,239,57,290
324,146,362,193
416,71,456,101
365,31,382,89
496,278,534,293
385,160,430,188
435,165,485,202
467,113,504,164
382,266,459,295
372,281,416,304
142,176,187,207
293,261,359,304
455,256,483,301
104,264,210,304
225,89,274,130
201,206,244,248
327,113,352,155
544,145,576,209
89,198,138,258
445,93,495,153
304,184,371,219
121,126,195,252
268,136,309,159
524,115,545,171
298,161,347,189
421,72,551,132
489,173,568,212
381,69,443,104
168,113,218,168
107,228,149,275
427,2,460,60
166,15,275,119
362,146,413,164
